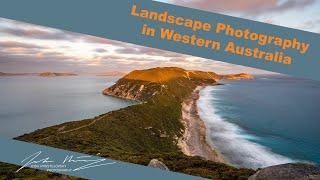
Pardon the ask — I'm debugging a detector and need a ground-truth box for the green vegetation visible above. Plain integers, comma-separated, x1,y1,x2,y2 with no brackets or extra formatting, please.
0,67,255,179
0,162,81,180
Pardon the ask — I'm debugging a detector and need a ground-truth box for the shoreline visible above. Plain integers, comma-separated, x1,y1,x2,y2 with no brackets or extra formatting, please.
178,85,225,163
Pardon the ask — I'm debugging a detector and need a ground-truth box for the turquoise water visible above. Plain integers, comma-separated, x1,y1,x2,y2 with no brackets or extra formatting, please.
0,76,133,138
198,75,320,169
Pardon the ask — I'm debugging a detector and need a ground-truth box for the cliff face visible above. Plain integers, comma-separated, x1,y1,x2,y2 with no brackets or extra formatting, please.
103,79,162,101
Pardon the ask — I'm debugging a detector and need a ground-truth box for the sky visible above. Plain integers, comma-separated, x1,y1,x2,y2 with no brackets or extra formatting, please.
0,0,319,74
159,0,320,33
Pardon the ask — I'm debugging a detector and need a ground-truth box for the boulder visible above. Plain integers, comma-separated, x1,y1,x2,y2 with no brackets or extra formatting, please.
249,163,320,180
147,159,169,171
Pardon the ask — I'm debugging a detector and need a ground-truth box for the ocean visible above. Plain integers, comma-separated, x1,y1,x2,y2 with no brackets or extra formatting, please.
0,76,134,138
198,75,320,169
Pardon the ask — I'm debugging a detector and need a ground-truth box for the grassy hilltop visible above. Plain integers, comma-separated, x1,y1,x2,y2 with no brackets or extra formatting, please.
0,67,254,179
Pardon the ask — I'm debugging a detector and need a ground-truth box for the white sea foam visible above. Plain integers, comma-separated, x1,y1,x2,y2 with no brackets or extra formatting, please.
198,86,294,169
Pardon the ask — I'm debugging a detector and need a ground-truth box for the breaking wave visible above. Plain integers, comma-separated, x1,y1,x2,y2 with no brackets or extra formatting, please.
197,86,294,169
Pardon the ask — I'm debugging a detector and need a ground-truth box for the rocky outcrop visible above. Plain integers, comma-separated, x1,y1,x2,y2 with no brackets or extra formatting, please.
103,79,162,101
248,163,320,180
148,159,169,171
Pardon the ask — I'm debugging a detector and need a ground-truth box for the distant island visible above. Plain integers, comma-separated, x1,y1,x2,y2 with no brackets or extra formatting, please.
95,71,126,77
0,72,36,76
39,72,77,77
220,73,254,80
0,72,77,77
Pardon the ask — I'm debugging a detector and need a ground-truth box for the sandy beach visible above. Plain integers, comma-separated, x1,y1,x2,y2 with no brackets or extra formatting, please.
178,86,225,163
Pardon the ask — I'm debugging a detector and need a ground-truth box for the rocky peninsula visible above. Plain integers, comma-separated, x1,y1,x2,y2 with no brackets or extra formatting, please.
103,67,252,163
0,67,255,179
3,67,317,179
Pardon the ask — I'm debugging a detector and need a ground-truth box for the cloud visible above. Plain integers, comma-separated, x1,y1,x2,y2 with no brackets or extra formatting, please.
138,46,187,57
300,18,320,32
0,54,86,73
0,41,43,49
0,17,81,41
0,17,271,74
95,48,108,53
1,26,75,40
171,0,315,15
115,47,140,54
80,35,127,46
169,57,188,62
0,41,76,62
34,51,75,60
115,44,187,58
0,41,46,56
101,55,124,60
0,18,132,47
80,35,113,44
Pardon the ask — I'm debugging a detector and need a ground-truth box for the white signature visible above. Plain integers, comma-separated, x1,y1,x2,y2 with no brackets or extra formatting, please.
16,151,116,172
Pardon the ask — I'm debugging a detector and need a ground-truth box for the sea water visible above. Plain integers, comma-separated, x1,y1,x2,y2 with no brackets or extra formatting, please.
0,76,134,138
198,75,320,169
